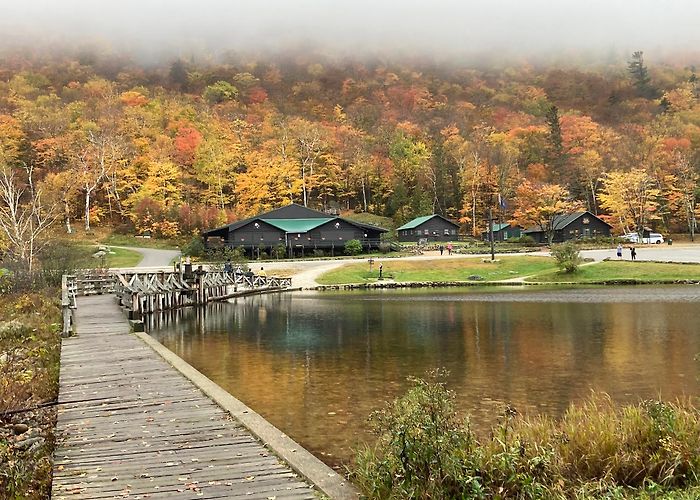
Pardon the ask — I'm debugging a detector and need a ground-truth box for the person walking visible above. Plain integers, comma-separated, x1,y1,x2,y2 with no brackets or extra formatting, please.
630,246,636,261
447,243,453,255
439,244,444,256
616,243,623,259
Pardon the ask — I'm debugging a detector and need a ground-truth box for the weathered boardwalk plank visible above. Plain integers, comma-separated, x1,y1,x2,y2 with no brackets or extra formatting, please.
52,295,318,499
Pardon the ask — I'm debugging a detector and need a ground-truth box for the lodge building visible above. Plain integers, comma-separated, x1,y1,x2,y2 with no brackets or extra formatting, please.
202,204,388,257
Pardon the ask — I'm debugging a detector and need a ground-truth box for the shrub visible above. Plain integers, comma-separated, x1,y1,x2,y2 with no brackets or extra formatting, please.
551,241,583,273
354,377,700,499
378,242,392,254
38,240,95,286
354,371,482,499
273,244,287,259
205,246,246,263
182,236,205,257
0,267,13,293
344,239,363,255
509,235,537,246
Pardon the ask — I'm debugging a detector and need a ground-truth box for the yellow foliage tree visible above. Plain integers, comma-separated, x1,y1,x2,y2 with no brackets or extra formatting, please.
513,181,581,245
235,151,302,217
599,169,661,235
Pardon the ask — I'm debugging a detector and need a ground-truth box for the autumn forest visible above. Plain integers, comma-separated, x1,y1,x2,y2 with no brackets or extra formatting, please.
1,48,699,249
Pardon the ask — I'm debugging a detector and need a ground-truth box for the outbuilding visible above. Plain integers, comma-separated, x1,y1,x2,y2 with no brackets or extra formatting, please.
203,204,388,257
397,215,460,243
482,223,522,242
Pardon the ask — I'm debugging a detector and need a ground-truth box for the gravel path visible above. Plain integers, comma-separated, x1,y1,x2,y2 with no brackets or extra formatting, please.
579,244,700,263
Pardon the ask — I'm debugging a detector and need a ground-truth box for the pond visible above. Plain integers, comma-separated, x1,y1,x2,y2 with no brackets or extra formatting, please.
147,286,700,468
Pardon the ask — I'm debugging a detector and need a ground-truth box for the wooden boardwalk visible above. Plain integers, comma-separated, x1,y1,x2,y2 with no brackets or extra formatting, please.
52,295,318,499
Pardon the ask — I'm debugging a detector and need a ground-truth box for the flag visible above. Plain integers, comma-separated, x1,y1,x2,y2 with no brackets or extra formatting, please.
498,193,507,210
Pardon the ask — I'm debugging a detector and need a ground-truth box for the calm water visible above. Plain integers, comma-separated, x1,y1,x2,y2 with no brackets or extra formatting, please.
148,286,700,467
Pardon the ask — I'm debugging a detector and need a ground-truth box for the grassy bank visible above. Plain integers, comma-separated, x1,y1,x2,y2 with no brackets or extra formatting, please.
354,374,700,499
47,226,181,251
102,233,181,250
103,246,143,268
0,292,61,498
316,256,557,285
317,256,700,287
530,260,700,283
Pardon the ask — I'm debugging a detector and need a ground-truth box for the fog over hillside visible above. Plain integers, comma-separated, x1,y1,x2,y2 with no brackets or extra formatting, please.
2,0,700,63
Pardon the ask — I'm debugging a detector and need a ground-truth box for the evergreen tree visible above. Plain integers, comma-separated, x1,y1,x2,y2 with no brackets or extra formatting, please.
627,51,657,98
545,105,565,177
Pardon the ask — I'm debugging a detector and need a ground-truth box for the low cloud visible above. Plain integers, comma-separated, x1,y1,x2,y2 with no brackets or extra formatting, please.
2,0,700,63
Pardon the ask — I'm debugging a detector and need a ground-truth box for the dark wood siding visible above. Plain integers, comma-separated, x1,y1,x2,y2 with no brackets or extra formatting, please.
399,217,459,242
482,225,522,242
230,220,285,247
555,215,611,242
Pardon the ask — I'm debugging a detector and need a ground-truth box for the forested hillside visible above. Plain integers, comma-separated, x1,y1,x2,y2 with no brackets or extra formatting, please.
1,49,699,243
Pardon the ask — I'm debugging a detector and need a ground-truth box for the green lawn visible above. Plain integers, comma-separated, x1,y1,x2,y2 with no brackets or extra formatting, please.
529,260,700,283
104,246,143,268
103,233,181,250
316,256,557,285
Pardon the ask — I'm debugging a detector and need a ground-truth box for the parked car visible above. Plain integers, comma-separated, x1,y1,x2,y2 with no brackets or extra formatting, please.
621,232,665,244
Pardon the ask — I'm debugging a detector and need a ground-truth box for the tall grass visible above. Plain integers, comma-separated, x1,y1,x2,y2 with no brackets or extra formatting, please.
353,374,700,499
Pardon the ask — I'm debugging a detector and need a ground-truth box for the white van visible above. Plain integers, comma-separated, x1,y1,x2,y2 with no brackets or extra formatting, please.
622,232,664,244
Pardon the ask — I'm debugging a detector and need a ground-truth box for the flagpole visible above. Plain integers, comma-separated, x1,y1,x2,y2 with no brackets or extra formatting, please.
489,207,495,261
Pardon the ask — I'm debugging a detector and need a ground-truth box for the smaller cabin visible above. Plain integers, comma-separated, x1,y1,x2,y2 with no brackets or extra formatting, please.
524,211,612,244
397,215,460,243
482,223,522,242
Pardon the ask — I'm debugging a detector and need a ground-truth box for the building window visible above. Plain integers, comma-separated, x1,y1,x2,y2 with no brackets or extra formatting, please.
451,229,456,235
444,228,450,235
503,232,509,240
424,229,429,235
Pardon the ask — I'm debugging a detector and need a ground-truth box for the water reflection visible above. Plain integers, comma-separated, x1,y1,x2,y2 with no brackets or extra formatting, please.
147,286,700,466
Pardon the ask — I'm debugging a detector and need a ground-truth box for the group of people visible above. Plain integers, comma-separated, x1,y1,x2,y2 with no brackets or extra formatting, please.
616,243,637,261
438,243,453,256
223,259,266,276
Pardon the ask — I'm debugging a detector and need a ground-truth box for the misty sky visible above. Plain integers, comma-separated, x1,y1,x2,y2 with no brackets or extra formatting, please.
2,0,700,61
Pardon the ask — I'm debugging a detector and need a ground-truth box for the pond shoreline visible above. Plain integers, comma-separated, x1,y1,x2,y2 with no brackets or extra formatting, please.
315,278,700,291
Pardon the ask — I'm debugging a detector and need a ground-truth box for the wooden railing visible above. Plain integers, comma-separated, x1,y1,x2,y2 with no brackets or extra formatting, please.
61,274,77,337
113,270,292,318
61,269,292,326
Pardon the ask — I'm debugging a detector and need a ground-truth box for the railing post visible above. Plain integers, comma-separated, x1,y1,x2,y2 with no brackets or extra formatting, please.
61,274,75,337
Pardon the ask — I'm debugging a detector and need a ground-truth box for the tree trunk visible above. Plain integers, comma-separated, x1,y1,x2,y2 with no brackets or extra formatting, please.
361,177,367,212
301,167,307,207
687,198,695,242
589,179,598,215
85,189,91,231
64,199,72,234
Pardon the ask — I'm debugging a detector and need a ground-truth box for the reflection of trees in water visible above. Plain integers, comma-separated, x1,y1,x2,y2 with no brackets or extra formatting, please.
147,291,700,465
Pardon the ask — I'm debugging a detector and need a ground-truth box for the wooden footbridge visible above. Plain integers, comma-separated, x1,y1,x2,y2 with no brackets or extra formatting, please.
53,278,357,499
62,269,293,330
115,270,293,317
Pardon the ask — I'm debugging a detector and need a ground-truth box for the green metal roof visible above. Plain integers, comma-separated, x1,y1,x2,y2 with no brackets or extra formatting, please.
490,223,511,232
261,218,333,233
397,215,436,230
